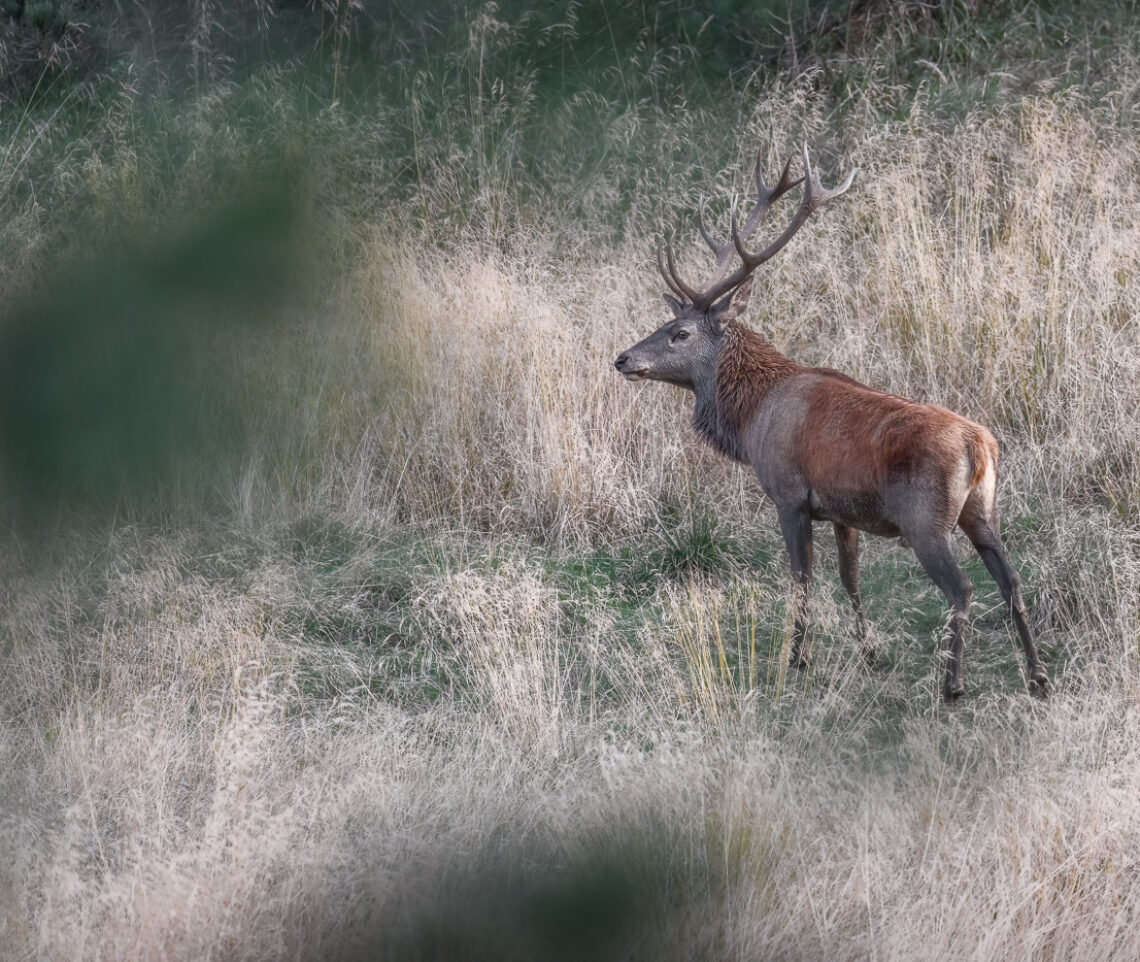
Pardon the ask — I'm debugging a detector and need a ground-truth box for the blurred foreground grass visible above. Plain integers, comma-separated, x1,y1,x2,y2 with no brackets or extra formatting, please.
0,175,316,522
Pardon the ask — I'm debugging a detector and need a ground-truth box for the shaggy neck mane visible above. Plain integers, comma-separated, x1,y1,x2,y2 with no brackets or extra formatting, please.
693,321,800,462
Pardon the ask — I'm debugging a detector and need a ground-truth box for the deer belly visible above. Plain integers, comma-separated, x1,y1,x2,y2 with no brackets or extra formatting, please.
807,489,902,537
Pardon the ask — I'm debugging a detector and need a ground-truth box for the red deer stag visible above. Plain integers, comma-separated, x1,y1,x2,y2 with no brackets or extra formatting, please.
614,146,1049,700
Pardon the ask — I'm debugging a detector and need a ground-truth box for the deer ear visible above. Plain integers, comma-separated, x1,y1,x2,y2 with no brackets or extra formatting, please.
663,293,686,317
710,276,755,328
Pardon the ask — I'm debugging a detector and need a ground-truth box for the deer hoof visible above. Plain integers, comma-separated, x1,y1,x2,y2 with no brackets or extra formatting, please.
789,652,811,670
943,681,965,701
1028,673,1050,698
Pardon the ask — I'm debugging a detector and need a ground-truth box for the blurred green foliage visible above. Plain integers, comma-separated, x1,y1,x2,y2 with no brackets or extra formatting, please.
314,826,713,962
0,170,311,523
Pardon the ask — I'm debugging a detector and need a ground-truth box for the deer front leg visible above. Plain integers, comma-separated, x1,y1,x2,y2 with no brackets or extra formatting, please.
833,522,871,658
778,506,814,668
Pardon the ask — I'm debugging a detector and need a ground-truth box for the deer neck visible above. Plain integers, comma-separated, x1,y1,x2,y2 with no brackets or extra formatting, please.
692,321,800,462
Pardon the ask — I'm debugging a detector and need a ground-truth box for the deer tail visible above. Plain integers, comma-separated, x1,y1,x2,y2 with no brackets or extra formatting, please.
968,427,999,488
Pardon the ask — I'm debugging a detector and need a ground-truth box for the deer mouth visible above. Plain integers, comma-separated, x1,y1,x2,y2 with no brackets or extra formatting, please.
621,369,649,381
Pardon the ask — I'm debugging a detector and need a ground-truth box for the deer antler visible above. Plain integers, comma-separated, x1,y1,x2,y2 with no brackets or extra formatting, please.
657,145,856,312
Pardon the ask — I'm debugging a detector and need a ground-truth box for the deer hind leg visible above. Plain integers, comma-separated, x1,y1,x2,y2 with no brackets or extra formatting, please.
908,532,973,700
833,523,872,659
778,506,814,669
958,503,1049,697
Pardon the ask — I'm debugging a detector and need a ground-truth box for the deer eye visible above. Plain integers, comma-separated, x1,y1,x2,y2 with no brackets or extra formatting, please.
674,330,690,341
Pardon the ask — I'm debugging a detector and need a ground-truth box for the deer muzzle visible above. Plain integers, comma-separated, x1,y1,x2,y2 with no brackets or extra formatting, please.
614,353,649,380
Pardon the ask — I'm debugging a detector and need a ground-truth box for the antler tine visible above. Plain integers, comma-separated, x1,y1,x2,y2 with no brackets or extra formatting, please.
695,197,740,293
696,199,730,258
758,153,802,204
663,236,701,303
656,240,687,299
801,142,858,213
729,198,752,263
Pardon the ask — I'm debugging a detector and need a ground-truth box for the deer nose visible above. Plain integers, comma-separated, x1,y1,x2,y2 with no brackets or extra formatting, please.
614,354,629,371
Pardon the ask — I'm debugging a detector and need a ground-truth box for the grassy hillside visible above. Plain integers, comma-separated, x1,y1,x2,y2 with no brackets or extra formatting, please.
2,2,1140,959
